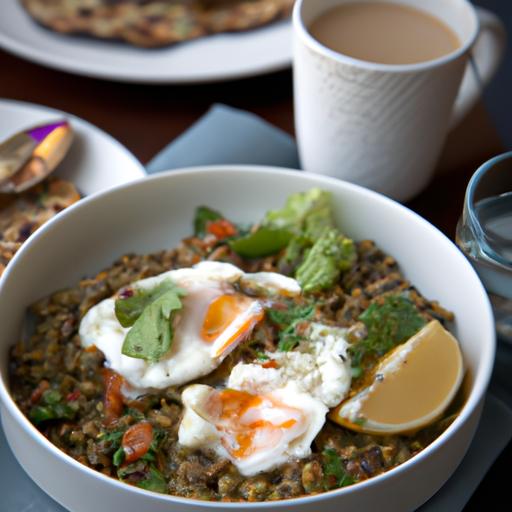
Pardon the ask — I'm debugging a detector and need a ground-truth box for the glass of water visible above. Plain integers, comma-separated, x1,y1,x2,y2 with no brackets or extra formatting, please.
456,151,512,343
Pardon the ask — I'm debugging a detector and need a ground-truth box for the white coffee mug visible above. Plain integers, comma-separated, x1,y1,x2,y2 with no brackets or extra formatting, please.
293,0,506,201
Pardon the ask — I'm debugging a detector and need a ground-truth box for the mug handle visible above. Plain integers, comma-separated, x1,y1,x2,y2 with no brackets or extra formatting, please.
449,7,507,129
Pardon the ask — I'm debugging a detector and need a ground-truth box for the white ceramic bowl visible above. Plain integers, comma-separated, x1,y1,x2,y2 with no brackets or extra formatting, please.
0,167,495,512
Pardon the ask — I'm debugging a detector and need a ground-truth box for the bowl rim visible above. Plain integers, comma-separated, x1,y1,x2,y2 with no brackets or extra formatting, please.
0,165,496,508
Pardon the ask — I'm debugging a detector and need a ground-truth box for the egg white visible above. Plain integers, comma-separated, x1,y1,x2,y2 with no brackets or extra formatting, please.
229,323,352,407
178,322,352,475
179,383,327,476
79,262,301,396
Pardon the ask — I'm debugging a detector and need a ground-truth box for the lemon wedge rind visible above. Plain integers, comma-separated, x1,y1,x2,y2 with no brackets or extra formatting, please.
330,320,464,435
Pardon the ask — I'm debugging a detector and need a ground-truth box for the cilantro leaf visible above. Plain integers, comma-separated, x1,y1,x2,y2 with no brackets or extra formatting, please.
322,449,355,489
141,451,156,462
115,280,184,328
266,305,314,327
121,288,184,363
267,304,314,352
277,330,303,352
228,189,338,262
116,281,186,363
29,401,78,425
194,206,223,237
137,466,167,493
113,446,125,467
256,351,269,361
100,430,124,445
350,295,427,368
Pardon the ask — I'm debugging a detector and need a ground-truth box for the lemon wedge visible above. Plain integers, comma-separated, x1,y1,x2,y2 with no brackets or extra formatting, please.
330,320,463,435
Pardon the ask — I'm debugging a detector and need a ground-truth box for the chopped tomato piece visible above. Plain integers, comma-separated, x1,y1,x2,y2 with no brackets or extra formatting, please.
102,368,124,426
30,380,50,404
122,421,153,464
261,359,278,369
206,219,237,239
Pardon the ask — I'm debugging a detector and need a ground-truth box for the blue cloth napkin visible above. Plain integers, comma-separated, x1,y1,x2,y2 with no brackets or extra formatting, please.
146,104,300,173
2,104,511,512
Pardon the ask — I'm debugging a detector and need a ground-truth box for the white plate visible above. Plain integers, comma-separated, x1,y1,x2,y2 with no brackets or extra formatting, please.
0,0,292,83
0,98,145,195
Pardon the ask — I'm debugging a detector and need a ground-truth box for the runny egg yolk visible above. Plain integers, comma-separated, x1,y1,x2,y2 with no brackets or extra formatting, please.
207,389,306,460
201,295,264,358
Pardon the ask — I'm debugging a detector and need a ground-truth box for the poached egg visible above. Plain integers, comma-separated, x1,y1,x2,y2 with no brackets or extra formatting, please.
178,322,352,475
79,261,300,396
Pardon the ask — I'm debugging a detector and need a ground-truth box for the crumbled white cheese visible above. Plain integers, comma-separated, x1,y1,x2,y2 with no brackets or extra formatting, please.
228,322,352,408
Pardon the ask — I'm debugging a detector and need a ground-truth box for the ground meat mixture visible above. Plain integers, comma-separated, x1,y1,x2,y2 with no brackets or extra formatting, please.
9,236,457,502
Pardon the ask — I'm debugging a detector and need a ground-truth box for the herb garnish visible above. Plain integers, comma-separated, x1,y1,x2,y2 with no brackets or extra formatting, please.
194,206,223,237
100,430,124,446
137,466,168,493
349,295,427,373
112,426,166,468
229,226,293,258
267,304,314,352
115,280,186,363
322,448,355,489
229,189,336,260
256,351,269,361
117,462,167,493
115,428,168,493
29,389,78,425
115,281,182,328
113,446,125,467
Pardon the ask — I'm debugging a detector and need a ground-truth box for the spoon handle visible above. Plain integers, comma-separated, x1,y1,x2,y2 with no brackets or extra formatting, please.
0,133,37,183
0,120,73,194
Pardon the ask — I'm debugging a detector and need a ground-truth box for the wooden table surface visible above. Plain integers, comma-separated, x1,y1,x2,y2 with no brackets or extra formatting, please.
0,48,510,511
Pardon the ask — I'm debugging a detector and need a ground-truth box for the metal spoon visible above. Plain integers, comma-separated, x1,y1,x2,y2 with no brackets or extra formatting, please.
0,119,74,194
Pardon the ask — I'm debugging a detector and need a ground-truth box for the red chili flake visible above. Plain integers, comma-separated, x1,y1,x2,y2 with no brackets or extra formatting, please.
206,219,237,240
119,288,134,299
66,390,81,402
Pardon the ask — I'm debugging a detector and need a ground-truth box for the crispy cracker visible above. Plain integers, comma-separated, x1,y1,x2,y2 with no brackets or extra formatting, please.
0,177,80,275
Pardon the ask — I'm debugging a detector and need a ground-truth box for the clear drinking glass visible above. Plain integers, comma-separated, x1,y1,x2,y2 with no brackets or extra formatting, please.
456,151,512,343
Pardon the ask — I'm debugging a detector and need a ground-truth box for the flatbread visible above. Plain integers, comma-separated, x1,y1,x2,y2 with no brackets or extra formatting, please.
20,0,295,48
0,178,80,275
